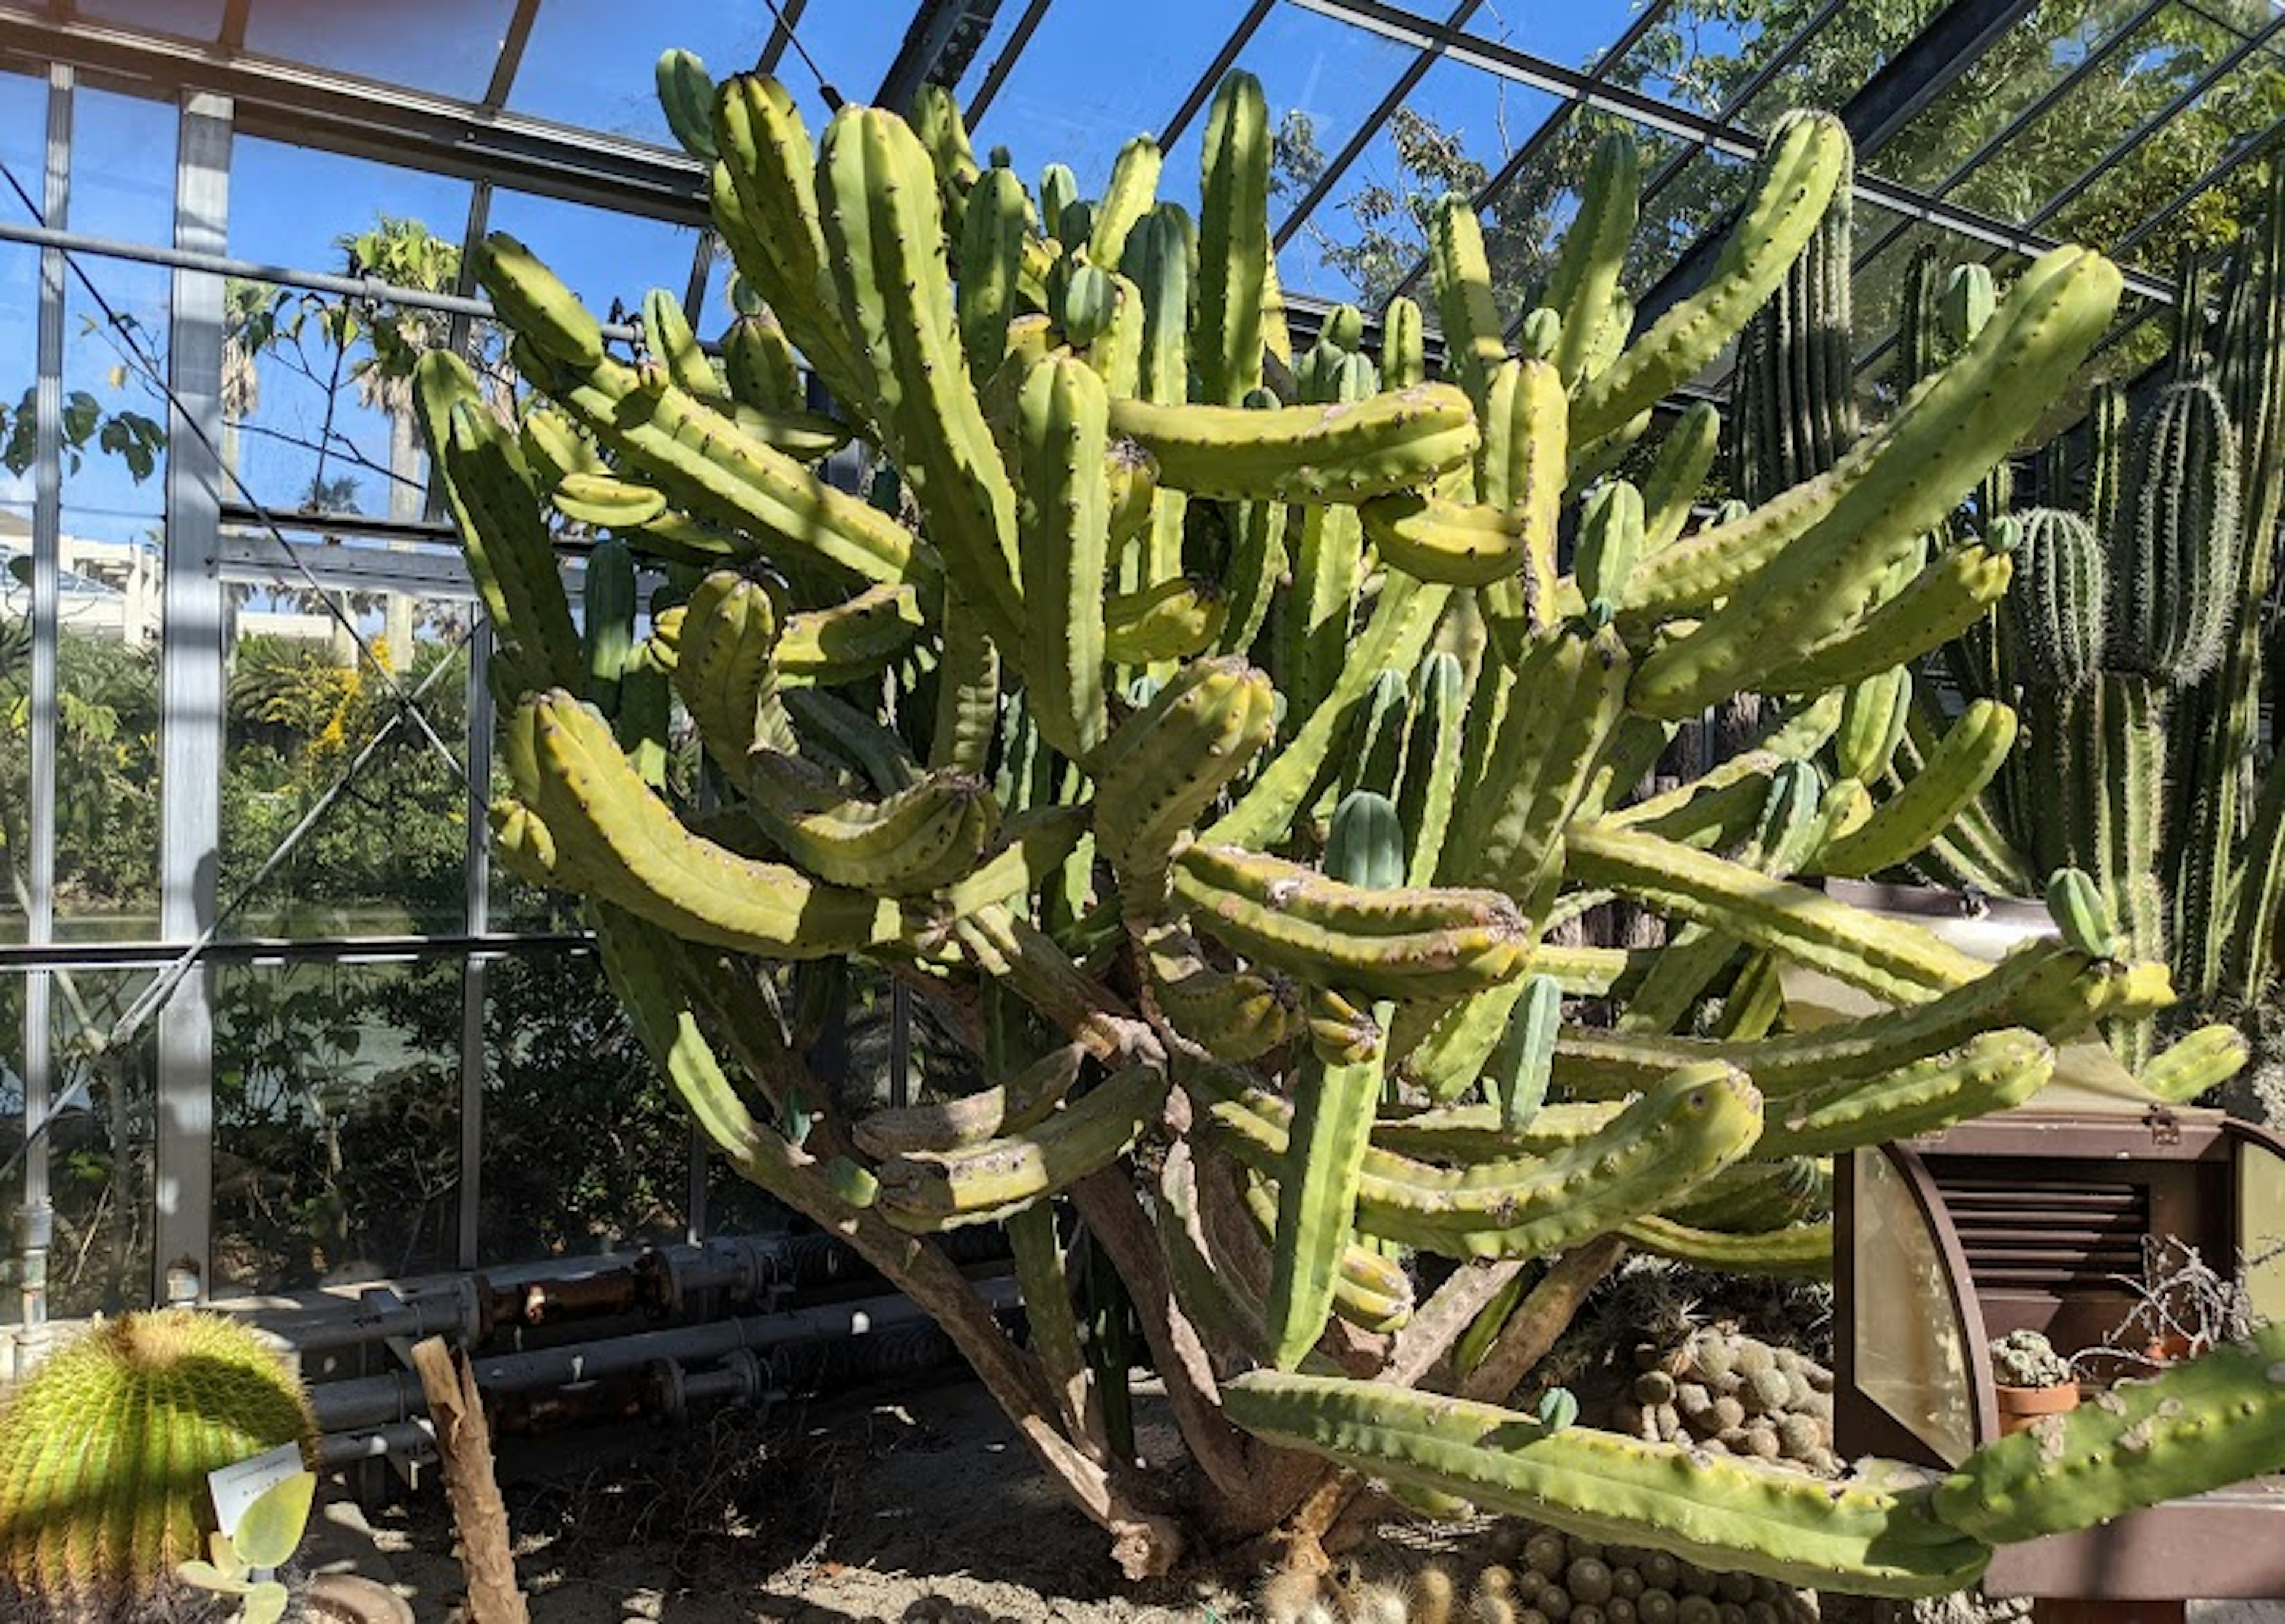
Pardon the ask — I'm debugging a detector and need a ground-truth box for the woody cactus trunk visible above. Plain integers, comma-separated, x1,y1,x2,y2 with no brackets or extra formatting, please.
422,58,2285,1589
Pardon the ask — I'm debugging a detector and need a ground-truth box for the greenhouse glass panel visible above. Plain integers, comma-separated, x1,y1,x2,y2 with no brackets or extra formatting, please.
2039,15,2285,268
1279,52,1562,309
1625,141,1750,294
1543,0,1772,115
508,2,782,145
225,140,474,284
1942,5,2252,236
241,0,521,104
1863,1,2152,196
37,968,159,1322
477,948,689,1265
208,958,461,1295
1732,1,1945,130
966,0,1250,206
218,566,474,941
55,246,167,945
77,0,227,40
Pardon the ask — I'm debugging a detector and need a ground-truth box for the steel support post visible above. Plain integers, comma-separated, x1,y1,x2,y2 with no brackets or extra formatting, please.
15,60,73,1338
457,619,492,1273
153,89,231,1306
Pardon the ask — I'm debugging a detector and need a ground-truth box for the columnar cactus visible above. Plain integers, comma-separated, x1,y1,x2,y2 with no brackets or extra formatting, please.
418,57,2285,1589
0,1311,317,1610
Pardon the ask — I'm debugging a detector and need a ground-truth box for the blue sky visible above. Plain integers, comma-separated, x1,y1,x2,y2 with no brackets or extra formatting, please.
0,1,1693,553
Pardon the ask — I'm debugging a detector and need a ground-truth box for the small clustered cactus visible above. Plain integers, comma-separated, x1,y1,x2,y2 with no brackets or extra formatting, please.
1260,1529,1820,1624
1987,1330,2073,1390
1620,1329,1838,1475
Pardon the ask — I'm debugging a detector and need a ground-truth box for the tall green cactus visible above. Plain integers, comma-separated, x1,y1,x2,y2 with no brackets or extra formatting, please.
408,58,2285,1590
1951,181,2285,1080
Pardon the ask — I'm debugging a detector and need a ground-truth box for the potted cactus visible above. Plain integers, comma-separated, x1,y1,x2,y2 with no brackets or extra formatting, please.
1989,1328,2080,1435
408,41,2285,1591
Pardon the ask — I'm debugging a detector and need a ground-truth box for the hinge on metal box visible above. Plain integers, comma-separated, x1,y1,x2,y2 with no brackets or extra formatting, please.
2143,1106,2183,1147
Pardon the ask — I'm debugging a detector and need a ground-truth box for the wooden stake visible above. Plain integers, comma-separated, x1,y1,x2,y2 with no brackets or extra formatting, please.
409,1337,530,1624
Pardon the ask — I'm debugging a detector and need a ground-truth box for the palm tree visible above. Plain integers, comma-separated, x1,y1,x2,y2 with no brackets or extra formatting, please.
336,217,461,670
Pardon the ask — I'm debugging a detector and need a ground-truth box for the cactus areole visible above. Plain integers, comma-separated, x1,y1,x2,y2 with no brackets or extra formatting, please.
418,52,2285,1588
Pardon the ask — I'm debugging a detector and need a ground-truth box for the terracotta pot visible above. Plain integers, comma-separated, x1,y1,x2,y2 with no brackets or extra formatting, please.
304,1573,415,1624
1996,1381,2080,1437
2143,1332,2195,1365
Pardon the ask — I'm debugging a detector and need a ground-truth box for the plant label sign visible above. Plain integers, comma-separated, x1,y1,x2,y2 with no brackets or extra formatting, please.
209,1442,305,1538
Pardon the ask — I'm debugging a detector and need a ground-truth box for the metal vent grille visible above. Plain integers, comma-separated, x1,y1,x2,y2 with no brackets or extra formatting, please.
1934,1172,2152,1291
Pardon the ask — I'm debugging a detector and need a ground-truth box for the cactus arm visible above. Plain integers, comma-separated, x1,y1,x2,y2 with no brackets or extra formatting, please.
1813,699,2018,880
710,78,876,424
1563,821,1988,1002
1264,1024,1388,1369
1475,358,1569,626
1543,131,1639,389
957,165,1031,381
1550,939,2167,1100
1223,1375,1990,1597
1092,134,1164,269
1751,1028,2054,1157
514,342,939,599
1195,73,1269,407
1639,400,1721,554
415,377,583,697
1447,625,1629,910
1170,844,1532,1005
524,691,909,957
1617,1216,1835,1278
818,106,1024,642
1107,384,1479,504
1570,113,1849,447
1207,574,1451,848
2138,1021,2250,1104
1936,1321,2285,1545
875,1064,1169,1229
1629,247,2122,719
1091,656,1277,901
1432,194,1509,412
1013,353,1115,761
1760,544,2013,695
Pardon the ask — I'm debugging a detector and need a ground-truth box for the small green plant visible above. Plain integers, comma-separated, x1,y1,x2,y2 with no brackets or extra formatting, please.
175,1471,316,1624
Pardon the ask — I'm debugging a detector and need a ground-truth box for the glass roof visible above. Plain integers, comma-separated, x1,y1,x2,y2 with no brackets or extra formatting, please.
0,0,2280,418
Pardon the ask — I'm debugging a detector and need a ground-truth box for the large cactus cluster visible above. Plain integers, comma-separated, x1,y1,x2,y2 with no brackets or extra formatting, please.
1870,185,2285,1087
418,51,2285,1589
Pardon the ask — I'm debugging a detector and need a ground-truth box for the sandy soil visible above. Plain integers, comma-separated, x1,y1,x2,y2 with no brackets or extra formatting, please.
320,1373,1259,1623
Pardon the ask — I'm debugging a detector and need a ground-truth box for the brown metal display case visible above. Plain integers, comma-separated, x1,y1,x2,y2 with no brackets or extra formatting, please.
1810,886,2285,1604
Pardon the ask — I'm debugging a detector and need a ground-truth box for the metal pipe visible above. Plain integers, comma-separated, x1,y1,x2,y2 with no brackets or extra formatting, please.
0,217,644,340
317,1419,434,1469
305,1282,1009,1432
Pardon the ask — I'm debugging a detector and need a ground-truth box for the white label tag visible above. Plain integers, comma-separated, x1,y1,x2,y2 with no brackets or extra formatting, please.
208,1443,305,1540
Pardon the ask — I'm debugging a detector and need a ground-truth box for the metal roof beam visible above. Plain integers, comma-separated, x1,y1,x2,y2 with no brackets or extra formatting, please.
1160,0,1276,149
877,0,1003,114
0,12,712,226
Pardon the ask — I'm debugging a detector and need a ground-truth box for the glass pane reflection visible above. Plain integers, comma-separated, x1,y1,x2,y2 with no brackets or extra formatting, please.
1856,1148,1977,1465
